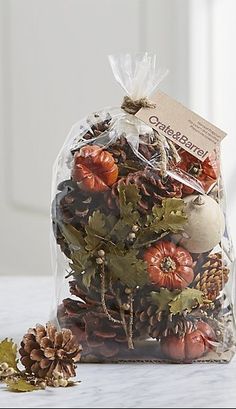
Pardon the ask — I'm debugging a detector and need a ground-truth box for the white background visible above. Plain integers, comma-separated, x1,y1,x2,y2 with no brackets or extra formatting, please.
0,0,235,276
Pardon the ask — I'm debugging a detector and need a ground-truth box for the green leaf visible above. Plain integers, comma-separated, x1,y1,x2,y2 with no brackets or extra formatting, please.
6,378,40,393
82,265,97,289
118,183,141,225
107,250,149,288
71,249,90,269
85,211,109,251
110,219,132,245
169,288,206,315
151,289,180,313
148,198,187,234
0,339,18,371
61,224,86,248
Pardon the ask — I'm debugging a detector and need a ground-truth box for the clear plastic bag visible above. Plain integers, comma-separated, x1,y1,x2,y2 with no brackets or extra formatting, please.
51,53,236,363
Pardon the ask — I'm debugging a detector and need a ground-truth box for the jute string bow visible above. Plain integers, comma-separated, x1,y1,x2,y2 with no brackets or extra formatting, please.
121,95,181,175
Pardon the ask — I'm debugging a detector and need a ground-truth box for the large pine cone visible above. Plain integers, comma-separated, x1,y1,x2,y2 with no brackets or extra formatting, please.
106,169,183,214
19,323,82,379
58,299,127,360
192,253,229,301
57,277,131,359
59,278,158,359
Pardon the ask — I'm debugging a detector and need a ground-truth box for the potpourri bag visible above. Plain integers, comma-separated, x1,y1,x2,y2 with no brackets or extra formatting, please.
51,53,236,363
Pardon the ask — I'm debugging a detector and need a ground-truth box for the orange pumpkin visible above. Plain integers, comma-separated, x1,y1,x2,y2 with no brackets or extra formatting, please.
161,321,215,361
72,145,118,192
177,150,219,194
144,241,194,290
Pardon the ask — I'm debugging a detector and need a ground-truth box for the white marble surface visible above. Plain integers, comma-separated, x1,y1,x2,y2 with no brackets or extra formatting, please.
0,276,236,408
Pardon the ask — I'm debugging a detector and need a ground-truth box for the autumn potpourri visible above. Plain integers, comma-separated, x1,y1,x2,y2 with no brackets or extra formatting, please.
52,54,236,363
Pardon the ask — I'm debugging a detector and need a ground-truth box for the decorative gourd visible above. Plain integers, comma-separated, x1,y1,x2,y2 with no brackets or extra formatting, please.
176,194,225,253
161,321,215,361
143,241,194,290
177,150,219,194
72,145,118,192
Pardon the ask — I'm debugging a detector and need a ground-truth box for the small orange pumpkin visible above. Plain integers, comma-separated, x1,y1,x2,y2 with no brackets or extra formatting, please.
72,145,118,192
144,241,194,290
177,150,219,194
161,321,215,361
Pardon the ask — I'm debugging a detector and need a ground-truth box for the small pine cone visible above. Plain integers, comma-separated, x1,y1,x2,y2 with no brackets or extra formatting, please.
134,301,163,339
135,301,198,340
107,135,133,165
192,253,230,301
19,323,82,380
107,168,183,214
71,113,112,148
106,134,162,174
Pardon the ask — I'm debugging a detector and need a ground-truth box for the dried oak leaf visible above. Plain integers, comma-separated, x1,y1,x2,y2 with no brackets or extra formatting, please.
107,250,149,288
61,224,86,249
169,288,206,315
133,198,187,249
85,210,109,251
149,198,187,233
118,183,141,225
5,378,40,393
151,289,180,313
0,339,18,371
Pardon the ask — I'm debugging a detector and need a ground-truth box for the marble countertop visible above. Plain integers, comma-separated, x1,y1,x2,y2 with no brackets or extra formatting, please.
0,276,236,408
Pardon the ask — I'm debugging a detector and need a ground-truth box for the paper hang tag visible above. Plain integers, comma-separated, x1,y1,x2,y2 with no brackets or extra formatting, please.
136,91,227,161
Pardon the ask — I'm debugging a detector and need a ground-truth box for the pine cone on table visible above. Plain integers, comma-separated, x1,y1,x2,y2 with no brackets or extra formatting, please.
192,253,229,301
106,169,183,214
19,323,82,379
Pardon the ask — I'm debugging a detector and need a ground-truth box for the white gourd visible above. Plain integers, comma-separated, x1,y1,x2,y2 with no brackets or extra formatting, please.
176,194,225,253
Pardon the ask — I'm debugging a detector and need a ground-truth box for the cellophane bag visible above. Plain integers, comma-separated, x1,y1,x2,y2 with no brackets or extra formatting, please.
51,53,236,363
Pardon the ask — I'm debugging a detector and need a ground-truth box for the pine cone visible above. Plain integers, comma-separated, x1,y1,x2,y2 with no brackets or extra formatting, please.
58,299,127,359
52,179,112,237
57,277,131,359
71,113,112,150
107,169,183,214
59,277,156,359
106,134,163,175
52,180,95,227
192,253,230,301
19,323,82,379
135,299,197,340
